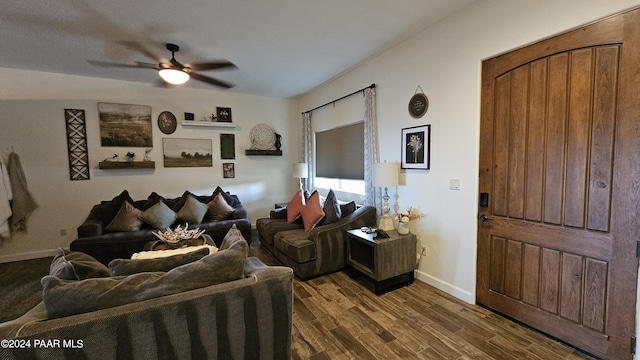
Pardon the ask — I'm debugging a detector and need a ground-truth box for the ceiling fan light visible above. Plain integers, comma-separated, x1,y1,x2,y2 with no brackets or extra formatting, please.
158,69,189,85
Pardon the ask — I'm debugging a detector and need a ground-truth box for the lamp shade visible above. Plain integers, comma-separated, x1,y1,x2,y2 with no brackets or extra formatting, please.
292,163,308,178
373,162,398,187
159,69,190,85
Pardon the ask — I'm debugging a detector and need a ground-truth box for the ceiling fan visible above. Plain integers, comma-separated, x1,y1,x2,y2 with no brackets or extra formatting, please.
89,42,237,89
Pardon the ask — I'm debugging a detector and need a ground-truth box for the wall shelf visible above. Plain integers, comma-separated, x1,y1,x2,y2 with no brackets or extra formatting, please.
245,150,282,156
98,161,155,169
181,121,237,128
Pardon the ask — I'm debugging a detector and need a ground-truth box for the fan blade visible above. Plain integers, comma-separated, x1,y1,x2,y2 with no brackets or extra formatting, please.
188,61,237,71
189,72,234,89
136,61,161,69
118,41,163,63
88,60,158,70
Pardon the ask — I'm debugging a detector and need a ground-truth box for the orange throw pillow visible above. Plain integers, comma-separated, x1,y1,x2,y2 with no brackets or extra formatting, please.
301,191,325,231
286,189,305,223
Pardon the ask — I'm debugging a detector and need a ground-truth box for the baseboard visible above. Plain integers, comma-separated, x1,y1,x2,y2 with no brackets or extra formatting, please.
414,269,474,304
0,248,59,264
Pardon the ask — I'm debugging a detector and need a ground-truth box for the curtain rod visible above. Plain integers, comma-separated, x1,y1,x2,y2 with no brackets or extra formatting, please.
302,83,376,114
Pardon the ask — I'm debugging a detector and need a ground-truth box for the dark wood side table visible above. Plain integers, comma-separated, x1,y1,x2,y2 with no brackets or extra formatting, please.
346,229,417,295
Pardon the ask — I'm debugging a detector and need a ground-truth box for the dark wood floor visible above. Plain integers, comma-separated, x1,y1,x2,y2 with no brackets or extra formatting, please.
0,236,594,359
249,239,594,360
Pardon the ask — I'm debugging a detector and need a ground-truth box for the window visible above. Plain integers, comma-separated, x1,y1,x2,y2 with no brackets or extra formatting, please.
315,122,365,194
314,177,365,194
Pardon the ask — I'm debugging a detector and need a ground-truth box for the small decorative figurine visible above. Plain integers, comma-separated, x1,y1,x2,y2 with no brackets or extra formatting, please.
275,133,282,150
143,148,152,162
104,154,118,162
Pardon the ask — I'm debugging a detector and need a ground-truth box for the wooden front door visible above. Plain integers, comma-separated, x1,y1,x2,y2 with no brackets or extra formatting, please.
477,7,640,359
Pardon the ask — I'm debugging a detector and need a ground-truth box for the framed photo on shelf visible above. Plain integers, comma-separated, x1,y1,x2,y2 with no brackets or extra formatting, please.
217,107,232,122
223,163,235,178
401,125,430,170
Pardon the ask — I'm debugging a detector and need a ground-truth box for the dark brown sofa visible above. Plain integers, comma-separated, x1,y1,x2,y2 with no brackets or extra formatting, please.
70,187,251,264
256,203,376,279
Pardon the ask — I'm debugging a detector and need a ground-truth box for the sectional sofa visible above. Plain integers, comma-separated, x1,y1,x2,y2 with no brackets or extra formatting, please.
0,225,293,359
70,187,251,264
256,189,377,279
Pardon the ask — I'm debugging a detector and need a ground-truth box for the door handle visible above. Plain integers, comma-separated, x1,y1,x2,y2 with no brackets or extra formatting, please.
479,214,489,222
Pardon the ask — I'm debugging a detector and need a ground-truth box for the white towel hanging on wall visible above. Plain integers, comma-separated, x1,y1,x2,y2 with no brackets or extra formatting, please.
8,151,37,233
0,154,12,239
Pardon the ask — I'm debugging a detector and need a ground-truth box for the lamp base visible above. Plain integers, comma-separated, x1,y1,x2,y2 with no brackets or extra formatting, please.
378,215,395,231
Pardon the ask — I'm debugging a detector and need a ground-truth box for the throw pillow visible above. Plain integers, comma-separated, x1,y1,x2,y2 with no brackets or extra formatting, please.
212,186,240,208
173,191,214,212
139,200,177,229
206,193,236,221
108,247,210,276
340,201,357,218
286,189,305,223
49,248,110,281
90,190,135,225
105,200,143,232
176,194,209,224
41,236,248,319
219,224,249,257
301,191,325,231
141,192,165,210
322,189,342,225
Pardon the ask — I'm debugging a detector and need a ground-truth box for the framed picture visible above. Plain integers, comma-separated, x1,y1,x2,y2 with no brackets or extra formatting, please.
158,111,177,134
217,107,232,122
223,163,235,178
98,102,152,147
401,125,430,169
162,138,212,168
220,134,235,159
408,93,429,118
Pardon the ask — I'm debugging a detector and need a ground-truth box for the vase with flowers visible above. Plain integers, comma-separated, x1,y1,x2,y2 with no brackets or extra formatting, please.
394,207,425,235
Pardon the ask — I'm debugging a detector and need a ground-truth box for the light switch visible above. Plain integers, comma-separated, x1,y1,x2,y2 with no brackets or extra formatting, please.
449,178,460,190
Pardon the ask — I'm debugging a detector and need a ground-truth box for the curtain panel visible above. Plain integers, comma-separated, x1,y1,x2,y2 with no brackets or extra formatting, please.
301,112,313,192
363,87,379,208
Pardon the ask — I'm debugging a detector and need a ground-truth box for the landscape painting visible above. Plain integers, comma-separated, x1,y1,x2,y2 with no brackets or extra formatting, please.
99,102,152,147
163,138,213,168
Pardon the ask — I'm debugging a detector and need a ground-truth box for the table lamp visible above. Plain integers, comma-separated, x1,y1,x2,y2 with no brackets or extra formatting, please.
373,161,399,231
292,163,308,190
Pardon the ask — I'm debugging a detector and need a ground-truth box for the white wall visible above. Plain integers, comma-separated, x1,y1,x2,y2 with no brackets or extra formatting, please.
0,68,298,262
298,0,640,304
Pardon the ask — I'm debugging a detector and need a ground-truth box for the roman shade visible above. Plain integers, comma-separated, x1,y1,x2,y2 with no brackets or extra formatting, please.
315,122,364,180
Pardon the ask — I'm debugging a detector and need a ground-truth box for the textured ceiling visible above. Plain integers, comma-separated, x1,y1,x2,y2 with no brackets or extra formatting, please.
0,0,475,98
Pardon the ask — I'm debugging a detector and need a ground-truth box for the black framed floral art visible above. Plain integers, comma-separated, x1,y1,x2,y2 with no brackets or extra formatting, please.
217,107,232,122
401,125,430,170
